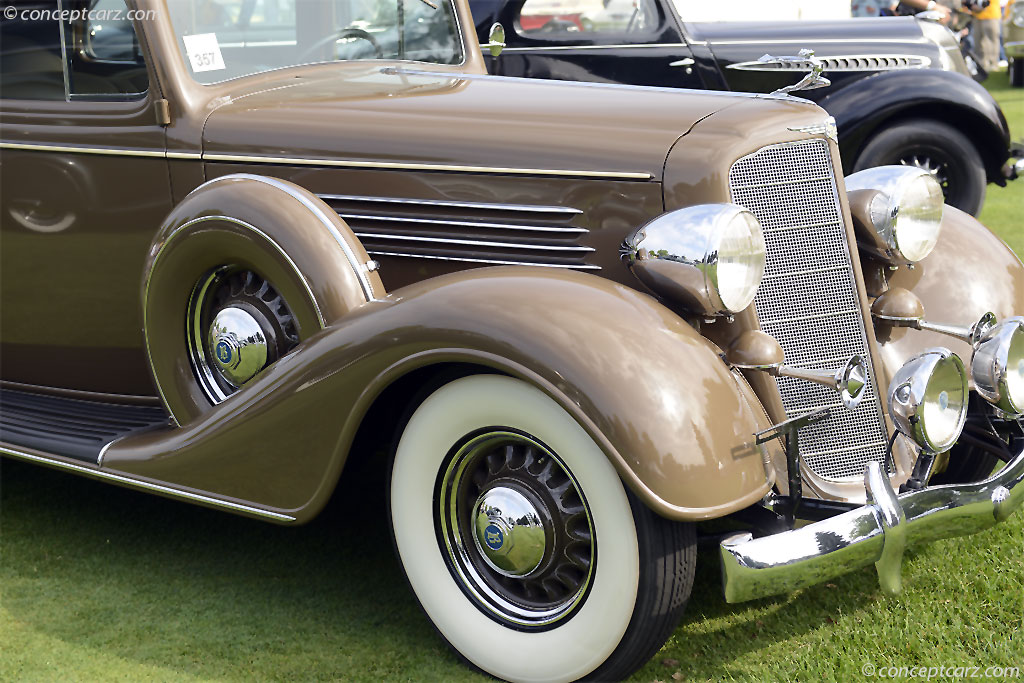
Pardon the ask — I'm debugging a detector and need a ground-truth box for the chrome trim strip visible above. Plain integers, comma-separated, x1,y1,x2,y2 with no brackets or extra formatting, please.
721,447,1024,603
318,193,583,215
234,174,379,302
96,436,121,467
710,38,929,45
343,213,588,234
204,152,653,180
498,42,689,52
1,444,297,522
355,232,594,252
0,143,649,180
367,250,600,269
0,141,165,158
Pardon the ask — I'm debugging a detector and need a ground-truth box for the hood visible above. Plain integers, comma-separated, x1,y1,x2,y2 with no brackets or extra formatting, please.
201,63,792,181
688,17,947,98
687,16,931,51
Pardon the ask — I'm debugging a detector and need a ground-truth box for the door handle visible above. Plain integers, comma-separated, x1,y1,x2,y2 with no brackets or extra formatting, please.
669,58,695,67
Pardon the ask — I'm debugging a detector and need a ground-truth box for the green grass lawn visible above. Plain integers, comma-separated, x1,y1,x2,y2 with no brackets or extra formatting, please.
3,79,1024,683
979,69,1024,255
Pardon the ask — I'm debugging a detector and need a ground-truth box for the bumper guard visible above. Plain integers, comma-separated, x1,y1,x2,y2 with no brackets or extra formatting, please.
720,440,1024,603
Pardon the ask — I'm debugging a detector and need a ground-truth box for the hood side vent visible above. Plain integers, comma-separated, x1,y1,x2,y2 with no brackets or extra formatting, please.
318,194,598,270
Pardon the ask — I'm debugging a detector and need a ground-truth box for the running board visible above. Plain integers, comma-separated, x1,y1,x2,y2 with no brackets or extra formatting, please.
0,388,169,464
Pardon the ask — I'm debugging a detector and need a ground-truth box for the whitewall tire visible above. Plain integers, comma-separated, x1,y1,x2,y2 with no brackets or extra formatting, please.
390,375,695,683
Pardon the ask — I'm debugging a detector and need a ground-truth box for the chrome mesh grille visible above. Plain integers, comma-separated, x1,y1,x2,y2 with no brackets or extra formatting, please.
729,139,889,481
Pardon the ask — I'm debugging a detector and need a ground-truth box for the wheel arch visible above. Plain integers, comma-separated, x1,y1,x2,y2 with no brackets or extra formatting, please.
822,70,1011,183
329,269,780,523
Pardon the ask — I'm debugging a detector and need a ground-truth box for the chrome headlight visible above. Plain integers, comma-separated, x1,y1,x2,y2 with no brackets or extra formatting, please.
972,317,1024,416
623,204,766,316
889,348,968,453
845,166,944,263
1013,4,1024,27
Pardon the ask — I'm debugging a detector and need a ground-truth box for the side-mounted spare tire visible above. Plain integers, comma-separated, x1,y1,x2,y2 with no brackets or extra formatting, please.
143,174,385,425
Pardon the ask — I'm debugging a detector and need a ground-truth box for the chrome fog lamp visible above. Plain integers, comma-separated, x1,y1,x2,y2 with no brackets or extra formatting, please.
972,317,1024,416
623,204,767,316
845,166,944,263
889,348,968,453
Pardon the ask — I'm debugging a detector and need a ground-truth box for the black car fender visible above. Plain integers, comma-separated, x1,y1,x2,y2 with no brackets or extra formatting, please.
817,69,1011,183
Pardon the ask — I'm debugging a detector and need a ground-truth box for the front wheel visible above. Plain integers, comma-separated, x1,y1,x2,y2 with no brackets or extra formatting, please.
852,118,987,216
389,375,696,682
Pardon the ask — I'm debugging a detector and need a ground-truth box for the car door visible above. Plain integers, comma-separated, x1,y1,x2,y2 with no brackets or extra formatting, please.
482,0,707,90
0,0,173,395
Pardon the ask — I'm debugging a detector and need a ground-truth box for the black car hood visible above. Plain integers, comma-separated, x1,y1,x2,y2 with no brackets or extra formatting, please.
685,16,930,48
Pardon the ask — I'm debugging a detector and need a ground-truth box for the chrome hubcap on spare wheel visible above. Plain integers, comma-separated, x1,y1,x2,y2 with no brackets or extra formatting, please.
437,430,595,629
187,267,299,404
208,307,269,388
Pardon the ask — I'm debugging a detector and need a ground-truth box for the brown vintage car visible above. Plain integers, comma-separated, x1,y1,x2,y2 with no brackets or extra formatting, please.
1,0,1023,680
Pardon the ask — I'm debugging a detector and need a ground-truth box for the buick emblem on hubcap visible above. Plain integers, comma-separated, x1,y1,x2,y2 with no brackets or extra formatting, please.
483,524,505,550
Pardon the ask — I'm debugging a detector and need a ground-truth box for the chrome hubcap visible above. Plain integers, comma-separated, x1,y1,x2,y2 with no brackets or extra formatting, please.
208,307,269,388
472,486,547,577
437,430,594,629
187,267,299,405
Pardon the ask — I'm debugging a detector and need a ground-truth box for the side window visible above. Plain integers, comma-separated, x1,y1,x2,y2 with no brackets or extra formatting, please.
0,2,65,100
64,0,149,97
516,0,659,38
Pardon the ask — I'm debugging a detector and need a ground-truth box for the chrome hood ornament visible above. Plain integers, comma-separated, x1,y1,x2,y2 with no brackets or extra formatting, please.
751,49,832,96
789,116,839,144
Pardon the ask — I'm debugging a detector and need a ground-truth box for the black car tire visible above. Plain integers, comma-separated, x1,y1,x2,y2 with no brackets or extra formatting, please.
853,118,987,216
1011,59,1024,88
389,375,697,682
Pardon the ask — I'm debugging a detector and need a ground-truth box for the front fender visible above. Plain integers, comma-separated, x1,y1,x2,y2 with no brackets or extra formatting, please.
876,206,1024,385
818,69,1010,180
105,268,778,523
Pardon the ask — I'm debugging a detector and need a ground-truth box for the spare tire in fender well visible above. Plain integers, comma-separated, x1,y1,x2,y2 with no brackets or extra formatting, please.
142,173,386,425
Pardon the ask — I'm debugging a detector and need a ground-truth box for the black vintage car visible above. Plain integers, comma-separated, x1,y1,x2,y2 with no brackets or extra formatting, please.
471,2,1018,215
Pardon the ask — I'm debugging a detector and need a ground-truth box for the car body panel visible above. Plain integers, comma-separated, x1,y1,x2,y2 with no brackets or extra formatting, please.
105,268,779,522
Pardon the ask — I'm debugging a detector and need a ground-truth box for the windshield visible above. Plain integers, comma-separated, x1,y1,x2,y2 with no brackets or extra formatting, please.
167,0,464,84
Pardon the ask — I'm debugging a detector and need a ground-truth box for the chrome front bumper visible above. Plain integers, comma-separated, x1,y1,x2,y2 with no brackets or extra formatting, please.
720,442,1024,603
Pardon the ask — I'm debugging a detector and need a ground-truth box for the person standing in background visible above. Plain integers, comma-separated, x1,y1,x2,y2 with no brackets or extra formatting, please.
851,0,952,22
971,0,1003,71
